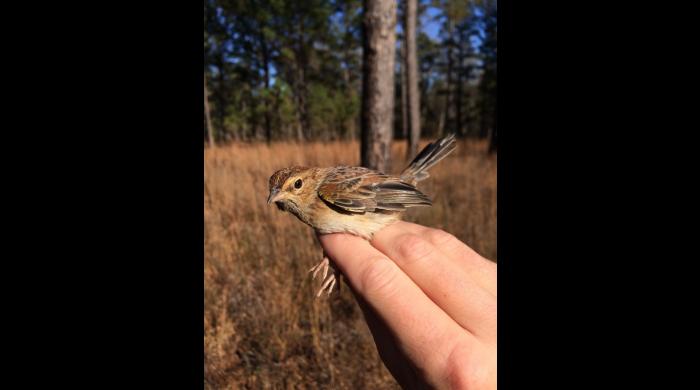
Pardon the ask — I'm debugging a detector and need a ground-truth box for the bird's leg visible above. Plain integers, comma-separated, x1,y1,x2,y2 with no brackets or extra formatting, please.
309,251,340,297
308,255,329,280
317,260,340,297
309,234,327,279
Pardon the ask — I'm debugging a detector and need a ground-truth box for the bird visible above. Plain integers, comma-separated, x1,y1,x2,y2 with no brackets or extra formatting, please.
267,134,457,297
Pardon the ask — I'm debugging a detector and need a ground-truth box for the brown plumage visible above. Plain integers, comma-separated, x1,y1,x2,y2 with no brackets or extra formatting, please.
267,134,457,296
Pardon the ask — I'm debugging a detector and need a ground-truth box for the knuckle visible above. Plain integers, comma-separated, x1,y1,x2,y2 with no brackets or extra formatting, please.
444,343,472,390
427,228,459,248
396,234,433,264
359,257,400,297
443,341,493,390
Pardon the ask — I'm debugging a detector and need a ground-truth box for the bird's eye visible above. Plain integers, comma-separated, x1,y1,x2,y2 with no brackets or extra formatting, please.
294,179,303,189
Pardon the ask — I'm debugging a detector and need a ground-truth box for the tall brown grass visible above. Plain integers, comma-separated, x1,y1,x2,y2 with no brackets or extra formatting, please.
204,139,496,389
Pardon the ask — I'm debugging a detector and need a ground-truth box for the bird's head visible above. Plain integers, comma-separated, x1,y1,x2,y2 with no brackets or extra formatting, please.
267,167,319,217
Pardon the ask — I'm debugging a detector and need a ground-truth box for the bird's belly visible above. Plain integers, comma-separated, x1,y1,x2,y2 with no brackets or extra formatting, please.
313,211,400,240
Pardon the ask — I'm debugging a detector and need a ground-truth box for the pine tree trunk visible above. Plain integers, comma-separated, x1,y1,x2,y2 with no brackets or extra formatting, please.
489,109,497,153
361,0,397,173
261,35,272,143
442,22,454,137
455,45,463,136
405,0,420,160
204,74,215,147
296,22,310,140
437,102,445,136
400,41,408,140
215,56,227,137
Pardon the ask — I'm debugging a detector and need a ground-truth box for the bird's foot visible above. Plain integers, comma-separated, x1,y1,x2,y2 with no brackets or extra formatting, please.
308,254,339,297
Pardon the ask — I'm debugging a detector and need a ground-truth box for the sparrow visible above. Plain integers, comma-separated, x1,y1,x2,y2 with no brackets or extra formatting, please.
267,134,457,297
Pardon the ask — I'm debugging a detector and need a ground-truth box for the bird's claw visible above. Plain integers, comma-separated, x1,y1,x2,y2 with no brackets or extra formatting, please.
309,255,339,297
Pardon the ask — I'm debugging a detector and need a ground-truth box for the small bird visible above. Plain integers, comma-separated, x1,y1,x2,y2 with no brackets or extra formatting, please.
267,134,457,297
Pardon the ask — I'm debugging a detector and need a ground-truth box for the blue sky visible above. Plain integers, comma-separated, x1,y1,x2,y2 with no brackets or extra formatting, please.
421,6,443,41
419,6,485,52
396,5,441,40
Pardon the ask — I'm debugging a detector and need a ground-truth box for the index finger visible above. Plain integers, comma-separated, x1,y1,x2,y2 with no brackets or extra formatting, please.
371,223,497,341
386,222,496,297
319,233,475,375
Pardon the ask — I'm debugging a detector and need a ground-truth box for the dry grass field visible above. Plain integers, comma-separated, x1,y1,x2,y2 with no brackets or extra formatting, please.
204,139,497,389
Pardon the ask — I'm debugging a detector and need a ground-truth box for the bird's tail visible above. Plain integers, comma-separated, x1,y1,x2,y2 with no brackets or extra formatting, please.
400,134,457,186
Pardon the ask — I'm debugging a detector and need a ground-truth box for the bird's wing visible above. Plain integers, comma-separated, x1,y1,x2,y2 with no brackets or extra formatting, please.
317,166,432,213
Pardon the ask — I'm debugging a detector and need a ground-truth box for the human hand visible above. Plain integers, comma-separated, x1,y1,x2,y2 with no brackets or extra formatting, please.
319,221,496,389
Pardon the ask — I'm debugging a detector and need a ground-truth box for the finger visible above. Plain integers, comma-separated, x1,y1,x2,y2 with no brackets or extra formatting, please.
372,223,497,341
319,233,475,375
388,221,496,297
352,293,427,388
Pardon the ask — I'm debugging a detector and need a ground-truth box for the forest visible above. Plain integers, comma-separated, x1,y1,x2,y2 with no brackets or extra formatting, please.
204,0,496,150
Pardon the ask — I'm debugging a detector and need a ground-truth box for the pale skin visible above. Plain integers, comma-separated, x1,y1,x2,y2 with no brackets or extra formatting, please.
319,221,497,390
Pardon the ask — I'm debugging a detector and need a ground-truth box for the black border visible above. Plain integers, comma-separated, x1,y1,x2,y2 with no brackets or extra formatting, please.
12,0,680,387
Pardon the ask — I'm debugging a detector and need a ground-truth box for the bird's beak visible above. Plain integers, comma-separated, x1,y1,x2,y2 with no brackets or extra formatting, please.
267,189,283,205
